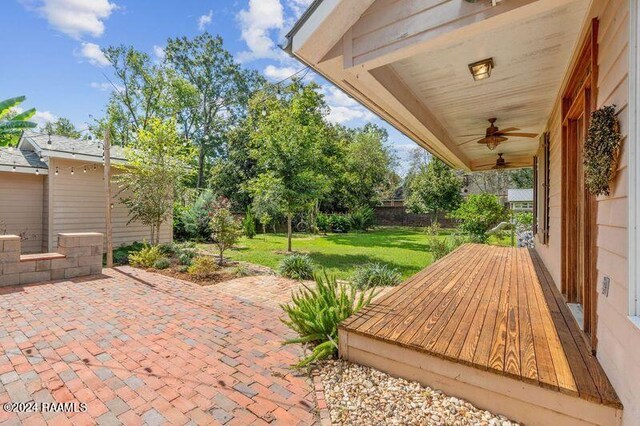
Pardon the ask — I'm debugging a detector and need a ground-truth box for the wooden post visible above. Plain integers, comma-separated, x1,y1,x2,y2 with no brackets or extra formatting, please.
104,129,113,268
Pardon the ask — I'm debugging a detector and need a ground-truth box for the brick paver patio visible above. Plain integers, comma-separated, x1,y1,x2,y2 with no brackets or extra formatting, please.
0,267,317,425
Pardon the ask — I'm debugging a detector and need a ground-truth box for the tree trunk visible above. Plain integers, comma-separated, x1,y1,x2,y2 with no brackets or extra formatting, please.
287,213,293,252
197,144,205,189
218,247,224,266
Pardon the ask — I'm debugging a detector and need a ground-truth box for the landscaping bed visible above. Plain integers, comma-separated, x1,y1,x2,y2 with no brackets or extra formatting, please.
317,360,518,426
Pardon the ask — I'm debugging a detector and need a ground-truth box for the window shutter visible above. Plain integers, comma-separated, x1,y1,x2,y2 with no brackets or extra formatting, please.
541,132,551,244
533,155,538,236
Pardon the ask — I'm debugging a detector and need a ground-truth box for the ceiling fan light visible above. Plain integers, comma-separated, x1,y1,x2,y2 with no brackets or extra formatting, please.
468,58,494,81
487,140,499,150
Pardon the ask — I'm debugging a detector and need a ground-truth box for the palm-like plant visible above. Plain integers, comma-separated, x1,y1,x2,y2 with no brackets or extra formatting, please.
0,96,36,146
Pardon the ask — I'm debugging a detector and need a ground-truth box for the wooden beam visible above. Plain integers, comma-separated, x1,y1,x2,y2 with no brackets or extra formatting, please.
104,129,113,268
346,0,572,71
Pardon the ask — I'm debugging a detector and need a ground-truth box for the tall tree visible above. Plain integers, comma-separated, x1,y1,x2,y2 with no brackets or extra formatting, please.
0,96,36,146
509,168,534,188
165,33,263,187
116,118,195,244
98,45,181,145
247,81,330,252
41,117,81,139
405,157,463,222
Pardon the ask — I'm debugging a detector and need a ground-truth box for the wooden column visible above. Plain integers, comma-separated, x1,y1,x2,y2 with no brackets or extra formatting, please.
104,129,113,268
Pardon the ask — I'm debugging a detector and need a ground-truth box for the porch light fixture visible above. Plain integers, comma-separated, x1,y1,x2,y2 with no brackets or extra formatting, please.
468,58,494,81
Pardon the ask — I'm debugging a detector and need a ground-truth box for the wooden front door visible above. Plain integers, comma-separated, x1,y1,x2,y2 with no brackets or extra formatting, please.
562,18,598,349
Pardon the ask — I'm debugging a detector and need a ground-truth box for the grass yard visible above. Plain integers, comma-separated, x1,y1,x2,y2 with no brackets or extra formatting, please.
200,227,513,281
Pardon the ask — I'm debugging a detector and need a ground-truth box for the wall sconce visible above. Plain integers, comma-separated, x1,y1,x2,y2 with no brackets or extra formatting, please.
468,58,494,81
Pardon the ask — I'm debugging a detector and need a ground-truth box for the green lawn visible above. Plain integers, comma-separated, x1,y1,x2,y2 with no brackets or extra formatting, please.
200,227,513,280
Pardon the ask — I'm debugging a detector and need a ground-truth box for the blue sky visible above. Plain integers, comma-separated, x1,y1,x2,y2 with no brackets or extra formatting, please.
0,0,417,171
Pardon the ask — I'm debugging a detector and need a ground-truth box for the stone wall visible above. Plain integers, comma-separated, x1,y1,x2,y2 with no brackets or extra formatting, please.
0,233,103,286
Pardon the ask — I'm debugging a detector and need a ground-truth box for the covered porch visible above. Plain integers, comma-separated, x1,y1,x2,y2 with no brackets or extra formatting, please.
339,244,622,425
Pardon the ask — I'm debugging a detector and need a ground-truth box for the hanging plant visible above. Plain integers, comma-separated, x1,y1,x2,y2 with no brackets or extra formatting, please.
584,105,621,196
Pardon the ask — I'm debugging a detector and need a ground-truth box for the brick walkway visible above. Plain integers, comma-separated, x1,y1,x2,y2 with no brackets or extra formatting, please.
0,267,317,425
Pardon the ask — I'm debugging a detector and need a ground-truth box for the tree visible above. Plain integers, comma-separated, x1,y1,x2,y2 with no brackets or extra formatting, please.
333,123,398,210
450,193,507,242
247,81,330,252
509,168,534,188
116,118,195,244
98,45,181,145
209,197,242,265
165,33,263,188
405,157,463,222
41,117,81,139
0,96,36,146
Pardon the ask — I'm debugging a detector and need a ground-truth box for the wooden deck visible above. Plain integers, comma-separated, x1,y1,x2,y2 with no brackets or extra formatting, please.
339,244,621,424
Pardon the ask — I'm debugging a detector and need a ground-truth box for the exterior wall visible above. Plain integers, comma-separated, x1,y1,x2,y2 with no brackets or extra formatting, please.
535,0,639,422
48,159,172,251
0,171,44,253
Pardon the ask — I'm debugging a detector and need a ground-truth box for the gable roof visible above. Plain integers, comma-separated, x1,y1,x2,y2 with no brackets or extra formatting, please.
507,188,533,202
0,148,48,174
19,131,126,162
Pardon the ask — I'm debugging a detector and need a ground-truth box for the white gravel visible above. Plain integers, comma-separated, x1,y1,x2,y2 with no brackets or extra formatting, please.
317,360,519,426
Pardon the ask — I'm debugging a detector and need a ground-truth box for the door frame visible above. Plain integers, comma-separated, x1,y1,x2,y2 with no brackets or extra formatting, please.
561,18,599,349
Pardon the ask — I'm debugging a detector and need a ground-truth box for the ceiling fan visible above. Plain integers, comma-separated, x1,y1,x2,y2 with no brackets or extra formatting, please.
492,153,509,169
460,118,538,150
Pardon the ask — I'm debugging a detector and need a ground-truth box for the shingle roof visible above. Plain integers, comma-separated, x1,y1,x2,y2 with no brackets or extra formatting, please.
0,147,47,169
21,131,126,161
507,188,534,202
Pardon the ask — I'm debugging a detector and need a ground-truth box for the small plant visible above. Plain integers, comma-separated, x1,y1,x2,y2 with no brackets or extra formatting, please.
281,273,377,367
329,214,351,233
242,207,257,239
279,254,315,280
128,244,163,268
233,264,252,277
316,213,330,233
178,252,194,266
187,256,218,280
209,197,243,265
153,257,171,270
429,237,451,261
349,207,374,231
424,221,441,237
158,243,178,257
351,263,402,289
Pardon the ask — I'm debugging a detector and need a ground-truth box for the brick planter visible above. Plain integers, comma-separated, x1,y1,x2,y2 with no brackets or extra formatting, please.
0,233,103,286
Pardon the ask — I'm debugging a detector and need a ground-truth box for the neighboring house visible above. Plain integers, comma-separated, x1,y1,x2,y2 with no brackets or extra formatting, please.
0,132,172,253
507,188,534,212
286,0,638,424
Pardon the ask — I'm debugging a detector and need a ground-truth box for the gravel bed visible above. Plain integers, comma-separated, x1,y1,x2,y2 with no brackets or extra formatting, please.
317,360,519,426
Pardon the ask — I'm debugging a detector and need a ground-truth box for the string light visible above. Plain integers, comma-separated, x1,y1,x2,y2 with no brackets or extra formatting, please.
83,166,87,173
35,169,39,175
12,162,16,172
71,167,74,175
55,167,59,176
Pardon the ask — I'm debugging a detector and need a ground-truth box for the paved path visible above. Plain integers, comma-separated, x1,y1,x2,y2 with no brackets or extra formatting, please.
0,267,317,425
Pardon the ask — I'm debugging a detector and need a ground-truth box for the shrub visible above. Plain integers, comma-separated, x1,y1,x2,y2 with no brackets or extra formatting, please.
128,244,163,268
424,221,441,237
187,256,218,280
178,252,194,266
428,233,469,261
209,197,243,265
351,263,402,289
181,190,216,241
153,258,171,270
233,265,252,277
174,242,197,266
514,211,534,229
113,242,144,265
158,243,178,257
349,206,374,231
242,207,257,239
172,203,190,241
329,214,351,233
449,194,507,243
281,273,377,367
316,213,330,233
279,254,315,280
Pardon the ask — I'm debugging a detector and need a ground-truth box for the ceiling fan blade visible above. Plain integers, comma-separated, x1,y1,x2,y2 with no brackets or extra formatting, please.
499,132,538,138
459,136,483,145
498,127,519,133
458,133,485,137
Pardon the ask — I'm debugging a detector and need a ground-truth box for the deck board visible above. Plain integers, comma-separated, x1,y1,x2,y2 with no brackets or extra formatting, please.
340,244,621,409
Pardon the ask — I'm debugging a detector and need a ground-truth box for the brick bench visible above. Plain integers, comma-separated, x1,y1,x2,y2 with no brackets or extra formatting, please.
0,233,103,286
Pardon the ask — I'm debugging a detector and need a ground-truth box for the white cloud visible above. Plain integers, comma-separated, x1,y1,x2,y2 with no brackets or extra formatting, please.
152,45,165,60
236,0,284,61
263,65,298,81
198,10,213,31
287,0,314,18
21,0,117,39
322,85,376,124
89,82,123,92
78,42,110,67
32,111,57,128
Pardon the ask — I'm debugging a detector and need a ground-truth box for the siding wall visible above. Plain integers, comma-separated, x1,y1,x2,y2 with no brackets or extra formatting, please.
48,159,172,251
0,172,44,253
535,0,640,422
